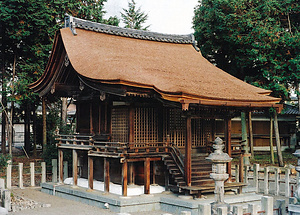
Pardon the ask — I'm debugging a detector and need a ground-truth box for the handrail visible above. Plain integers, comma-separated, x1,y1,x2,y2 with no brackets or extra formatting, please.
168,143,184,176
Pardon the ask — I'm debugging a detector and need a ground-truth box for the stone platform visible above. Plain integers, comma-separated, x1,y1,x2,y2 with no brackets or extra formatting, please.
41,183,263,215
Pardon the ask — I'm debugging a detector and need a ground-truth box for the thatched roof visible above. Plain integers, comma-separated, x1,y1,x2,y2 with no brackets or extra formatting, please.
30,15,281,109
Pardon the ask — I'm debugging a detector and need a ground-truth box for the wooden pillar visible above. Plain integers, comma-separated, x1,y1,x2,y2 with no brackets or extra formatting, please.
248,112,254,158
144,158,150,194
129,163,135,185
225,118,232,181
185,116,192,186
72,149,78,186
274,112,284,167
128,106,135,185
88,157,94,190
58,149,63,183
152,161,156,185
122,160,128,196
104,158,110,192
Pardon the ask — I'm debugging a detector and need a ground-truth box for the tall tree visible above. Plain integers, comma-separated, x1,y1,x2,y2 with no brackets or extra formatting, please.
193,0,300,101
121,0,150,30
0,0,119,155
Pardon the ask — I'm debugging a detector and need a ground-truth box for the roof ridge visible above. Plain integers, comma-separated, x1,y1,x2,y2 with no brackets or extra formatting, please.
64,14,195,44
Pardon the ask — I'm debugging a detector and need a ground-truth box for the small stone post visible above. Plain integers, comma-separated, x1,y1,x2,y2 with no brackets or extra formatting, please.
253,164,259,193
206,137,232,215
3,190,11,211
52,159,58,183
30,162,35,187
6,161,12,189
274,167,279,196
264,167,269,195
41,162,46,183
199,203,211,215
232,205,243,215
285,168,290,197
63,161,68,181
19,163,23,189
261,196,273,215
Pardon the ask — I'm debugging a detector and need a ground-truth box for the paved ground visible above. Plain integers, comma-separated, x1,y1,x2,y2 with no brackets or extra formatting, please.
10,188,169,215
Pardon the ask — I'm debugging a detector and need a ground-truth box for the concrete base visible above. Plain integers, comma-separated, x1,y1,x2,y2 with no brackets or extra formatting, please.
289,204,300,215
41,183,263,215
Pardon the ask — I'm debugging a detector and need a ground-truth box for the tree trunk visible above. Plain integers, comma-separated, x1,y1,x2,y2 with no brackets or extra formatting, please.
269,116,275,164
32,102,37,157
8,55,17,155
241,112,250,165
61,98,68,126
274,112,284,167
248,112,254,158
298,83,300,113
1,71,7,154
24,101,31,154
1,21,7,154
42,97,47,152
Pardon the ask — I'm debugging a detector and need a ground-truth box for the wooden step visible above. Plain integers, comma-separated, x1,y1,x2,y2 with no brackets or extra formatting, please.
192,166,212,171
192,171,211,176
192,175,211,181
191,179,214,186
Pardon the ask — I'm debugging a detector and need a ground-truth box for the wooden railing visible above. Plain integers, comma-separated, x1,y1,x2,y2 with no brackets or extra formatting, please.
168,143,184,176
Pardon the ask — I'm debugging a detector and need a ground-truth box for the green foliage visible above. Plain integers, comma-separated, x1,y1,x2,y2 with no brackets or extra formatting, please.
121,0,150,30
0,0,120,154
0,154,11,173
193,0,300,101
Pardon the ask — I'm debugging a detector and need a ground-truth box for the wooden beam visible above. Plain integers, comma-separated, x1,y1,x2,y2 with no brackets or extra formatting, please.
274,112,284,167
185,116,192,187
88,157,94,190
58,149,63,183
122,160,128,196
72,149,78,186
225,118,232,181
104,158,110,192
144,158,150,194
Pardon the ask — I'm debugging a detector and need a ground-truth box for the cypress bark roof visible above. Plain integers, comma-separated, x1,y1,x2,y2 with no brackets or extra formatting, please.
30,15,281,109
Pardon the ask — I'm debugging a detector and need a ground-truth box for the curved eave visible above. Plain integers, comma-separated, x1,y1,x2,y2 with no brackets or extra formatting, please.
29,31,65,96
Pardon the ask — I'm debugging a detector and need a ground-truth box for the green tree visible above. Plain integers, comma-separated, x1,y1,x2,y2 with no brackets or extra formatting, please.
193,0,300,101
0,0,119,155
121,0,150,30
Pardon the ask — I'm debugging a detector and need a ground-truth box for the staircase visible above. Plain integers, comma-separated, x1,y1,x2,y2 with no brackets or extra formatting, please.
163,149,214,192
191,154,214,186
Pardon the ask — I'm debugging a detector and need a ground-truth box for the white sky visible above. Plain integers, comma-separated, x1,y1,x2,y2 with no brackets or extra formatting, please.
103,0,199,34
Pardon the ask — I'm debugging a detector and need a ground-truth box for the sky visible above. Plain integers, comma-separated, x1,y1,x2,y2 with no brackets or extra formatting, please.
103,0,199,35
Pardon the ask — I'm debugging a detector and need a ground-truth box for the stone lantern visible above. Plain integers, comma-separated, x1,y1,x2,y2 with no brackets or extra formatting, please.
206,137,232,214
293,149,300,202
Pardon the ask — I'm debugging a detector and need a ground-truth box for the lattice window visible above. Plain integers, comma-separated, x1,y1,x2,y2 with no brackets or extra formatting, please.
111,107,129,142
191,119,212,147
163,108,212,148
163,108,186,148
134,107,158,143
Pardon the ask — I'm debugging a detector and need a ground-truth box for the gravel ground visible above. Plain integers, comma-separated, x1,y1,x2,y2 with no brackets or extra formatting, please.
9,188,168,215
